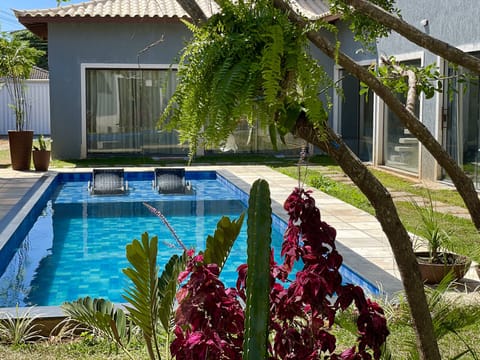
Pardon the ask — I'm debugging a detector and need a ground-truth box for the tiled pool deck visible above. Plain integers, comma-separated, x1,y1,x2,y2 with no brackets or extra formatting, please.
0,165,478,317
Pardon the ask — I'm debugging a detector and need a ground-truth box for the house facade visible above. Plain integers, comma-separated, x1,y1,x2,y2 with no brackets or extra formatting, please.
15,0,480,189
15,0,318,159
332,0,480,189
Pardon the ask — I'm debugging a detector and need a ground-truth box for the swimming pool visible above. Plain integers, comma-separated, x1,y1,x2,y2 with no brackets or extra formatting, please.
0,169,379,308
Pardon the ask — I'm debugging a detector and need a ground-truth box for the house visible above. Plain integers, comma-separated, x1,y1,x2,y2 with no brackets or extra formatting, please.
14,0,480,189
14,0,322,159
330,0,480,189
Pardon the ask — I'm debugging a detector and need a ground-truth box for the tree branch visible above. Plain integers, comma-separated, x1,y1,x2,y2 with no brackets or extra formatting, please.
342,0,480,74
292,113,441,360
176,0,208,25
273,0,480,232
381,56,416,113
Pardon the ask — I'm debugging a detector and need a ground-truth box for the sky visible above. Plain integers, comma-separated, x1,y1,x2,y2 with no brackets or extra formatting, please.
1,0,84,32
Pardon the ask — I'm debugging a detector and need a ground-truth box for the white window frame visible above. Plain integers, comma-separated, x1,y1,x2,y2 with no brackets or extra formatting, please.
376,51,425,175
80,63,178,158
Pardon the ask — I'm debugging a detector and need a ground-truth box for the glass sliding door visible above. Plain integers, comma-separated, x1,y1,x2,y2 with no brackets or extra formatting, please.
86,68,183,156
338,69,374,162
443,59,480,189
383,59,420,173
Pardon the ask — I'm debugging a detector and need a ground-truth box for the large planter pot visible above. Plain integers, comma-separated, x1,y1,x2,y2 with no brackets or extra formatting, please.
32,150,51,171
8,130,34,170
416,251,471,284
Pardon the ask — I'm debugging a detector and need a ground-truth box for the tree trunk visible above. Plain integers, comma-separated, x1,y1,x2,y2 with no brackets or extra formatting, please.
343,0,480,74
293,114,441,360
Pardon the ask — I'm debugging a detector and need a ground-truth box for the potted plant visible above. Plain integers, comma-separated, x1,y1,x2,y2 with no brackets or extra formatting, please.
32,135,51,171
0,32,44,170
411,191,471,284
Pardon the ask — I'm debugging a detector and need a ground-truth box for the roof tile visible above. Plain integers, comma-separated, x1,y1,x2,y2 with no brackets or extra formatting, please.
14,0,219,20
14,0,328,21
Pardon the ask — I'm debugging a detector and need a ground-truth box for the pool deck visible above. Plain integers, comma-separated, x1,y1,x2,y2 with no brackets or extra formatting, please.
0,165,479,317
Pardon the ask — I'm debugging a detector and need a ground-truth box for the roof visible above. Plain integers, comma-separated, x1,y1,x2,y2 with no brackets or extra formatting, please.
290,0,331,20
14,0,333,40
30,66,49,79
14,0,220,39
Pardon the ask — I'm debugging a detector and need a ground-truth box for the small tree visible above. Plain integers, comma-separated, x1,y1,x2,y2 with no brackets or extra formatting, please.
0,32,44,131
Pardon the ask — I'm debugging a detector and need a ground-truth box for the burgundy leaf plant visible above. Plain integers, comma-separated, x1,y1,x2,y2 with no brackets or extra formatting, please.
171,187,389,359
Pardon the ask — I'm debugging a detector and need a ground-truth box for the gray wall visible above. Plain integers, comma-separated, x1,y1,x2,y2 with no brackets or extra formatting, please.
48,21,191,159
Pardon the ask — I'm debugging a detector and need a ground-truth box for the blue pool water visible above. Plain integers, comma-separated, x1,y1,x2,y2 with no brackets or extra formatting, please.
0,171,289,307
0,170,379,308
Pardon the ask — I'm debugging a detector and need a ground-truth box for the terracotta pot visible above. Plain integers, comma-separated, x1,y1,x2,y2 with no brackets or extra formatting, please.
8,130,34,170
32,150,51,171
416,251,471,284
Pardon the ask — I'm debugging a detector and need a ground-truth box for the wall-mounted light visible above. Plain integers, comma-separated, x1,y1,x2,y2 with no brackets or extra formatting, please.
420,19,429,27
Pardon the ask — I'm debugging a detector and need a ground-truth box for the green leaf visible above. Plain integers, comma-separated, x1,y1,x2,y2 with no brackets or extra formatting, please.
122,233,161,359
268,123,278,151
157,253,187,332
62,297,129,345
203,213,245,272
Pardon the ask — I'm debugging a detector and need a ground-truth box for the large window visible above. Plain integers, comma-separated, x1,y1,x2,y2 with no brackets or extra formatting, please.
86,68,183,156
383,59,420,174
338,69,374,162
86,67,305,157
443,55,480,189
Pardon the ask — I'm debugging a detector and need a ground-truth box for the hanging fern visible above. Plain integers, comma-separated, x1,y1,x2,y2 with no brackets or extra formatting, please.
160,0,332,157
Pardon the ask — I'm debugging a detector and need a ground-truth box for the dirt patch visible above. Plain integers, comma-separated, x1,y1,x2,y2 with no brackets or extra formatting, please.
0,137,9,151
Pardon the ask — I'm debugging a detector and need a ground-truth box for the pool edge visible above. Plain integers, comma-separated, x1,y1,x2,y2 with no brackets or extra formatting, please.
0,167,403,323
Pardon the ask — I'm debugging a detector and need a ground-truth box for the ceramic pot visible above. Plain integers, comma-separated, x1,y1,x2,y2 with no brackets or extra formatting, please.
416,251,471,284
8,130,33,170
32,150,51,171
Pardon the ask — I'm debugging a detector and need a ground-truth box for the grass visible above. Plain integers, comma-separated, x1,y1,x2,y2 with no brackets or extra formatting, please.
0,337,149,360
274,164,480,262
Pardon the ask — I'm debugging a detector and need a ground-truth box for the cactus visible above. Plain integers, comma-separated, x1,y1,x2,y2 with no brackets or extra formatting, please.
243,179,272,360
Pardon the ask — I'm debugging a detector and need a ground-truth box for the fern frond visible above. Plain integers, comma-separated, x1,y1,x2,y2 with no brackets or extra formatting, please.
160,0,331,158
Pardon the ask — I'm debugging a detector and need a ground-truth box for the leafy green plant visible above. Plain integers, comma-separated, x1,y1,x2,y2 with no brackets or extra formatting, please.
410,190,456,263
33,135,51,151
0,32,44,131
0,306,42,345
62,297,132,357
382,274,480,359
122,233,165,360
161,0,331,158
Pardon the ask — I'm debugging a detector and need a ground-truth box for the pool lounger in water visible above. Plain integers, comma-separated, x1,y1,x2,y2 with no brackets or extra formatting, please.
153,168,193,194
88,168,128,195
